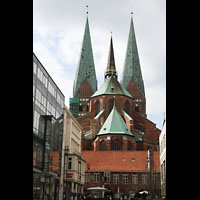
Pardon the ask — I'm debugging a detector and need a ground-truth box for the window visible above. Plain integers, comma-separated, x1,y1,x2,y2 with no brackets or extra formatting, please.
104,172,110,182
33,61,37,74
33,111,40,133
47,102,52,113
52,106,55,116
111,140,121,151
135,105,139,112
123,174,128,184
95,101,100,115
94,173,100,182
109,98,114,113
142,175,147,185
33,84,35,98
68,157,72,170
127,141,132,151
132,175,138,185
100,140,107,151
124,100,130,115
79,105,83,112
113,174,119,184
37,67,43,82
85,173,90,182
78,160,81,174
152,175,158,185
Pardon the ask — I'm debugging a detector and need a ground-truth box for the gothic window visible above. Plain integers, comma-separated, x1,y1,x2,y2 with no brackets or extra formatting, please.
127,141,132,151
109,98,114,113
135,104,139,112
124,100,130,115
95,100,100,115
99,140,107,151
111,140,121,151
79,104,83,112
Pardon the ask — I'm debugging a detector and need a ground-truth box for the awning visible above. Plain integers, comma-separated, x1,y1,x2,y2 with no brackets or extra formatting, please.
87,187,108,191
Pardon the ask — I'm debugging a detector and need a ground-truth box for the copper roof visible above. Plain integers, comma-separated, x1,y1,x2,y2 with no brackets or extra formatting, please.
97,103,133,136
91,75,132,98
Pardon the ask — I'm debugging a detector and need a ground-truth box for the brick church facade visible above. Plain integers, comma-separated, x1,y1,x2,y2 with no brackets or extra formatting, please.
70,15,161,198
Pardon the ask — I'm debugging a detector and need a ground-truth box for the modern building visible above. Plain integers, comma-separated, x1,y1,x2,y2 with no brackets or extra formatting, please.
70,15,162,198
59,105,86,200
159,120,166,198
33,53,65,200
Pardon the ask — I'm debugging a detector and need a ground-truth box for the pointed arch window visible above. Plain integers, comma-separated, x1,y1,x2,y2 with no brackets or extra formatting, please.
135,104,139,112
109,98,114,113
95,100,100,115
127,141,132,151
100,140,107,151
124,100,130,115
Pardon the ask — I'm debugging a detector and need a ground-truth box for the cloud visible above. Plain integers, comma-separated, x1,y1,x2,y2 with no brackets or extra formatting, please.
33,0,166,128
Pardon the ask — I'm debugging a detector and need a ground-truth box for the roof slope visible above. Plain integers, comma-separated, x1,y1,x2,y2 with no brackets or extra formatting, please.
121,17,145,97
82,151,160,172
97,103,133,136
91,75,132,98
73,17,97,97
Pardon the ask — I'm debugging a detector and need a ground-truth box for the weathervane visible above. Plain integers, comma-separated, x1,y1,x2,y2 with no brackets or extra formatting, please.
86,5,88,15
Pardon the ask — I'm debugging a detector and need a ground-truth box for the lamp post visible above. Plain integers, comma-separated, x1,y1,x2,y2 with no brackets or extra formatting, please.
86,163,90,196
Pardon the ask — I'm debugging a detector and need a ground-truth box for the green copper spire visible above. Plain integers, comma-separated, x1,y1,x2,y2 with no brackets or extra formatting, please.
121,16,145,97
105,34,117,79
97,102,133,136
73,17,97,97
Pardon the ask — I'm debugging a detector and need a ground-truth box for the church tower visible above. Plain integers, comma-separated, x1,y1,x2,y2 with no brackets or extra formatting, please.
121,16,146,117
70,16,97,118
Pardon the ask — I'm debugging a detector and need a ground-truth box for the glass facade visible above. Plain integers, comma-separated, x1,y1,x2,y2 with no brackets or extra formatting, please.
33,53,65,200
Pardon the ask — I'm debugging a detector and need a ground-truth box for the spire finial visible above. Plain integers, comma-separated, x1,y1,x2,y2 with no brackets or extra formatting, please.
86,5,89,15
131,5,133,16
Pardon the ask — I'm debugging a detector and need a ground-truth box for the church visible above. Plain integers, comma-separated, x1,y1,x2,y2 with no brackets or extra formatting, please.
69,15,161,199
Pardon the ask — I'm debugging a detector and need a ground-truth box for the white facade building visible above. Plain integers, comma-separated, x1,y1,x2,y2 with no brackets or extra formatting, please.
59,105,85,200
159,120,166,198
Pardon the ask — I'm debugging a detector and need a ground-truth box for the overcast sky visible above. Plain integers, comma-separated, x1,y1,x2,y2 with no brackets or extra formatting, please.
33,0,166,130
